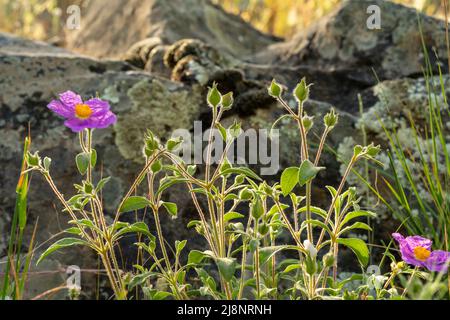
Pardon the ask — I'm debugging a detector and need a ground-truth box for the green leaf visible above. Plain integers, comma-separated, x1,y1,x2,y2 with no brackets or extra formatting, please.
152,291,173,300
95,176,111,192
90,149,97,168
37,238,88,265
176,240,187,256
188,250,205,265
75,152,90,175
280,167,299,196
298,159,325,186
259,246,287,266
16,174,29,230
157,177,188,195
302,219,333,236
215,258,236,282
340,210,377,227
338,222,372,237
119,196,151,213
188,250,214,265
114,222,154,239
162,202,178,218
220,167,261,181
216,122,228,142
224,212,244,222
337,238,369,267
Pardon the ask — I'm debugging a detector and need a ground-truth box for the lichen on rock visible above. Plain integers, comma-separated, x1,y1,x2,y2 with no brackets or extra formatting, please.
114,79,202,160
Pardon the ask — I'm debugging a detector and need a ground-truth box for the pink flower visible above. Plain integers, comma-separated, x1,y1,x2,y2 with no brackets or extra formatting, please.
392,233,450,272
47,91,116,132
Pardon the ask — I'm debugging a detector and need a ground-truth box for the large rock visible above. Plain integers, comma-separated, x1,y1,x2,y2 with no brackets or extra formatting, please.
0,33,206,295
256,0,449,85
66,0,279,59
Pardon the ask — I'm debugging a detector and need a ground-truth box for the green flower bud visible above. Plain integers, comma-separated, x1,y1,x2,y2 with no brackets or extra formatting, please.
258,222,269,236
166,136,183,151
234,174,245,185
43,156,52,171
302,114,314,132
229,120,242,139
251,195,264,220
268,79,282,98
366,143,381,157
304,256,317,276
143,130,160,157
207,82,222,108
83,181,94,194
323,253,335,268
294,77,310,103
26,151,41,167
324,108,338,129
222,92,234,110
239,188,253,201
151,159,162,173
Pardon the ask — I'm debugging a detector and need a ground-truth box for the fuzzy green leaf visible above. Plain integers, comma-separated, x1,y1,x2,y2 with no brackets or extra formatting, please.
298,159,325,186
280,167,299,196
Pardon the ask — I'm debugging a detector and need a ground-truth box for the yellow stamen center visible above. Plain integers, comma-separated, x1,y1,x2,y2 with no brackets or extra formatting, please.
414,246,431,261
75,104,93,120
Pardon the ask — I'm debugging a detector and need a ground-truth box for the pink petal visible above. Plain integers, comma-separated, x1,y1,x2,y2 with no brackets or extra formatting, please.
59,91,83,109
64,118,92,132
85,98,111,116
47,100,73,118
425,250,450,272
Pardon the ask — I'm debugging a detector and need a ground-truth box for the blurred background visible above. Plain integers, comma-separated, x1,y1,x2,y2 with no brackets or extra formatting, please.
0,0,446,43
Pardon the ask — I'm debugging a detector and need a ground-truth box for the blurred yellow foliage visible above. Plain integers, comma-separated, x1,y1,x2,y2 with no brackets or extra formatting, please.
0,0,446,41
214,0,446,37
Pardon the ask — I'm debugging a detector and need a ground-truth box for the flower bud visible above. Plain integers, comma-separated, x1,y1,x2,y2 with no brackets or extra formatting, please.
143,130,160,157
251,195,264,220
234,174,245,185
207,82,222,108
366,143,381,157
323,253,335,268
303,239,317,258
26,151,41,167
268,79,282,98
294,77,310,103
304,256,317,276
324,108,338,129
302,114,314,132
239,188,253,201
222,92,234,110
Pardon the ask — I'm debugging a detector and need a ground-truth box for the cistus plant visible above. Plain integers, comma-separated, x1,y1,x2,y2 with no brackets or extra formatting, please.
27,80,437,300
264,78,381,298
